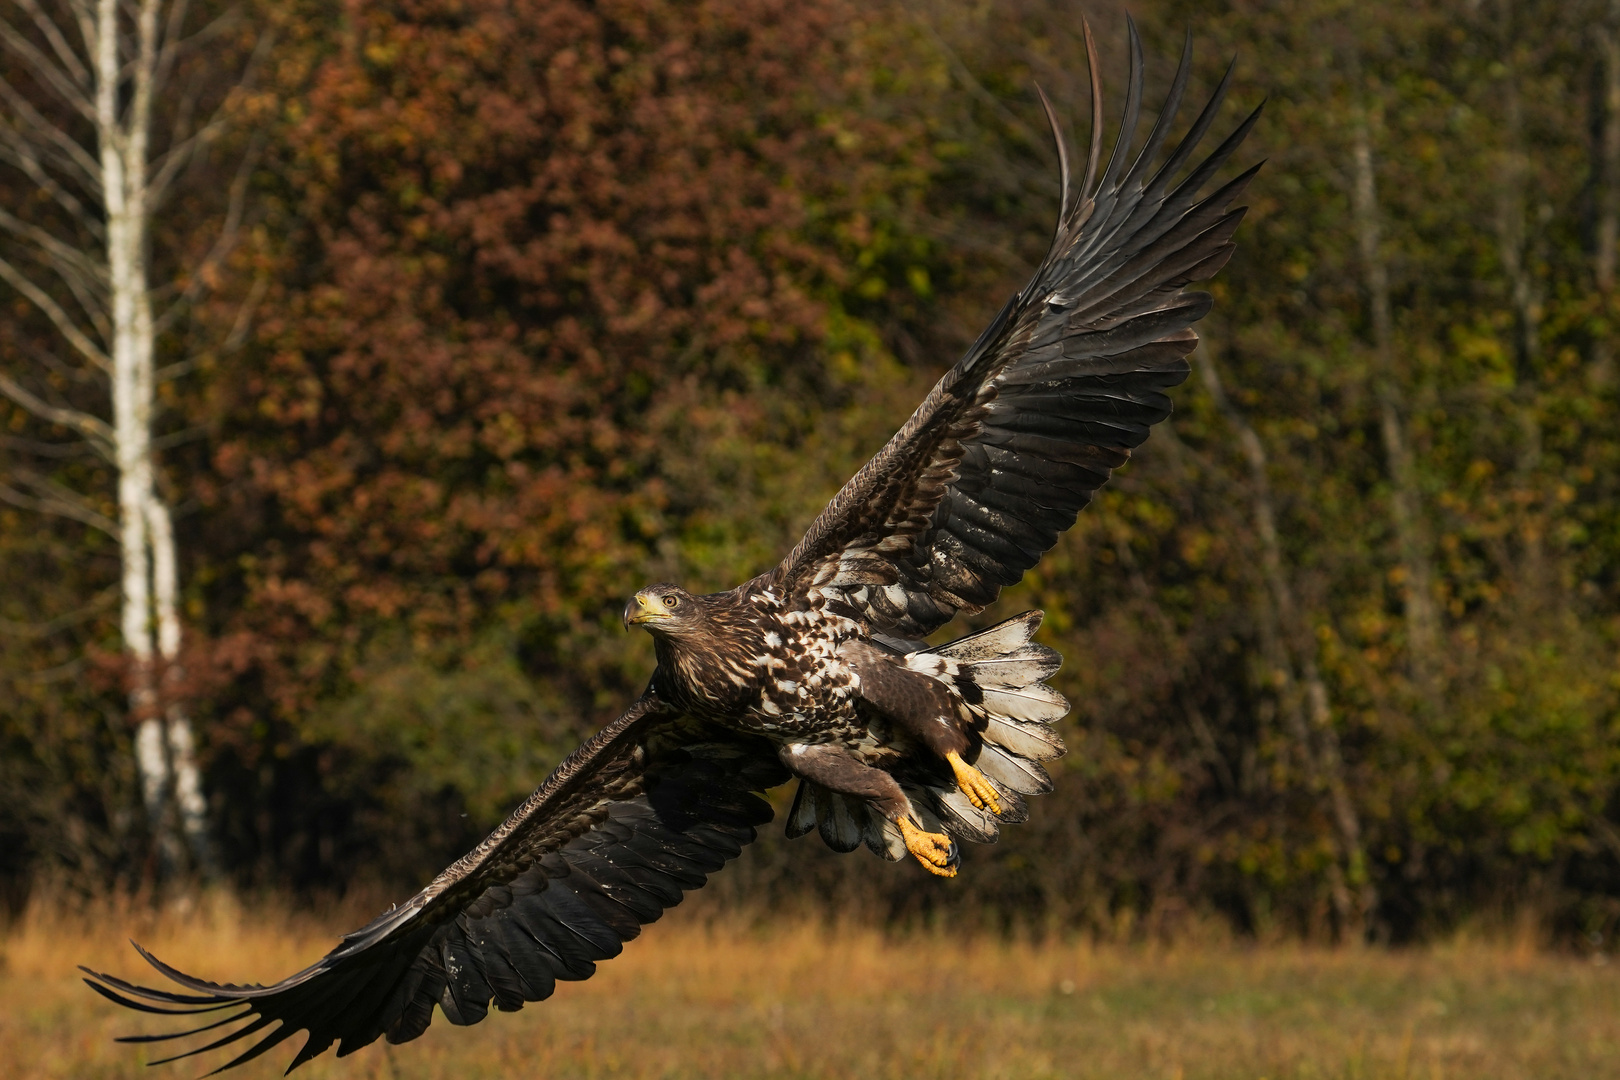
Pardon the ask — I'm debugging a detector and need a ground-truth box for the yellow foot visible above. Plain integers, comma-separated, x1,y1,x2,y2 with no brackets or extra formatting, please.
946,750,1002,814
897,816,957,877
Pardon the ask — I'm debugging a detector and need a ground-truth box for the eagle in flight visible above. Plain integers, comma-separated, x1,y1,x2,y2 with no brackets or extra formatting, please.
84,21,1258,1074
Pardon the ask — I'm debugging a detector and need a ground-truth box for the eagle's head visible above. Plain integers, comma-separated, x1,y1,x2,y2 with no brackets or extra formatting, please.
623,584,703,637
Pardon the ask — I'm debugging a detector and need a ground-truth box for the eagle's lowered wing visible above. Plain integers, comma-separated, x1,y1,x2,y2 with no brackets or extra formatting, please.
774,21,1260,638
82,694,787,1074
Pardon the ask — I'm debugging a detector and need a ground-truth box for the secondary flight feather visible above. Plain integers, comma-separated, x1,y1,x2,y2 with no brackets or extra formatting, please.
83,19,1259,1073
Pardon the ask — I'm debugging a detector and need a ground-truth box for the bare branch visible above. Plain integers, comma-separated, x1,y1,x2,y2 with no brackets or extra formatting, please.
155,1,243,85
119,0,148,35
0,473,116,534
151,356,195,382
221,268,265,352
18,655,88,682
60,0,97,71
60,274,111,341
27,352,103,414
0,431,100,459
0,250,111,370
0,19,94,120
0,206,111,336
155,65,207,167
0,72,101,187
16,0,91,86
914,13,1058,173
149,425,203,451
39,247,111,341
145,101,221,205
148,27,272,207
0,124,105,238
153,130,261,331
0,206,107,285
15,335,101,383
0,369,114,454
0,586,117,638
151,0,197,98
154,263,268,380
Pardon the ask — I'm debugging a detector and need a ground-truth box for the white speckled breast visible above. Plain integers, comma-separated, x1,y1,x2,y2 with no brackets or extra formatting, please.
655,585,870,745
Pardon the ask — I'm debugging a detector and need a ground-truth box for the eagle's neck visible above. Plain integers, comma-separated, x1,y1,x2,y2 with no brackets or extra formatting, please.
650,594,763,713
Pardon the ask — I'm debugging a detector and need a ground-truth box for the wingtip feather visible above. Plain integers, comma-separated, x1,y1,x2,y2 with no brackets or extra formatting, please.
1035,82,1073,231
1080,16,1104,196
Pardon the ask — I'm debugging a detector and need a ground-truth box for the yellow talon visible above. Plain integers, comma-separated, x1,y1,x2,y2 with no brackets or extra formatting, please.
946,750,1002,814
897,816,957,877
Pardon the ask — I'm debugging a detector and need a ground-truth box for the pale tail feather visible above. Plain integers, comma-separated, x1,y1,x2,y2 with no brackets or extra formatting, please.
976,742,1054,795
934,788,1000,843
933,610,1043,661
980,684,1069,724
960,645,1062,688
983,714,1065,761
864,807,907,861
912,610,1066,848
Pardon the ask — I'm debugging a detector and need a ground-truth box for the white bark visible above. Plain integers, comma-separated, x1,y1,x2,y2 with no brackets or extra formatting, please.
98,0,174,865
148,494,211,864
0,0,249,877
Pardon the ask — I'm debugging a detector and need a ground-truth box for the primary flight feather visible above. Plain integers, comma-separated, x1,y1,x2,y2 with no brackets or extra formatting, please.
83,20,1259,1073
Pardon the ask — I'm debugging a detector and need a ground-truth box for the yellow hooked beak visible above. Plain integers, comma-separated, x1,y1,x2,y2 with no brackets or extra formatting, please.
624,592,672,627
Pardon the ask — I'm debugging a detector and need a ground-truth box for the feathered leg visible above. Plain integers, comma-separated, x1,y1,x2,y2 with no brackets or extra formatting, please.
777,743,959,877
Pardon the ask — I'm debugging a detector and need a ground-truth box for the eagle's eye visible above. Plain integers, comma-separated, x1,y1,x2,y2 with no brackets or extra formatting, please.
662,594,680,608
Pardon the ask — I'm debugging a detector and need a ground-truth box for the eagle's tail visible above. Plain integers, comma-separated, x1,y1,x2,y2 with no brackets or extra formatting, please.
905,610,1068,849
785,611,1068,862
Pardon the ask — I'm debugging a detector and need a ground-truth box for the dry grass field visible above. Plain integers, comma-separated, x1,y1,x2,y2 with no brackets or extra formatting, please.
4,893,1617,1080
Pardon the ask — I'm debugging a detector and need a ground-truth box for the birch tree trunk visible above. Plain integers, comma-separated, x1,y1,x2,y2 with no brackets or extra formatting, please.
1347,96,1444,707
1593,6,1620,385
1199,347,1375,938
100,0,178,869
1489,0,1548,599
0,0,254,876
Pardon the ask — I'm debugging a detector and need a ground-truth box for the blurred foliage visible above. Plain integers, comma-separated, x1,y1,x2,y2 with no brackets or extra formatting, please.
5,0,1620,943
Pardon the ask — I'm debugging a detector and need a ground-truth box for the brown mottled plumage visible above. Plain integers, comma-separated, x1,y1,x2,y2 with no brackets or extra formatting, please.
82,20,1258,1073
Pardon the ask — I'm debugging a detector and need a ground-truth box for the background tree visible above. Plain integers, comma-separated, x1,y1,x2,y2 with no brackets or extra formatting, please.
0,0,261,877
3,0,1620,944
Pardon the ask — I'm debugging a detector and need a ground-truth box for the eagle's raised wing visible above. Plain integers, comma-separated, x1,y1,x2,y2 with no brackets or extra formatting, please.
81,694,786,1074
774,22,1260,638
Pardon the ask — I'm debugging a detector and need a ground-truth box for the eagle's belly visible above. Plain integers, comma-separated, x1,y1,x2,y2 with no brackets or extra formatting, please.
735,604,865,742
739,657,863,741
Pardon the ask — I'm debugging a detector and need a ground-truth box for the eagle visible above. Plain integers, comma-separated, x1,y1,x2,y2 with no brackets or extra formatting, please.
83,21,1259,1074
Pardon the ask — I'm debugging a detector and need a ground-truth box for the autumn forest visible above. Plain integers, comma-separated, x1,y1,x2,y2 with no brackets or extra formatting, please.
3,0,1619,949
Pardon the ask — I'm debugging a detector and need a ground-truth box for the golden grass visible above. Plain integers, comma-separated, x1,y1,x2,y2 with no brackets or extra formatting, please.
6,892,1618,1080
